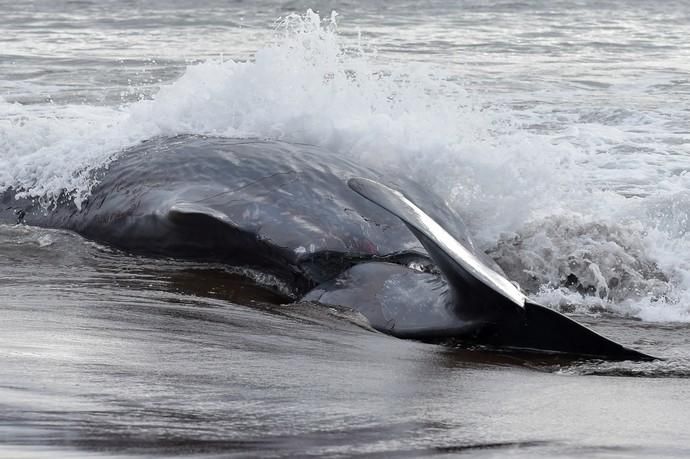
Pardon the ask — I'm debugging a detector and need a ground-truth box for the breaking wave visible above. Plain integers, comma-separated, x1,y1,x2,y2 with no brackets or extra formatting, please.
2,10,690,322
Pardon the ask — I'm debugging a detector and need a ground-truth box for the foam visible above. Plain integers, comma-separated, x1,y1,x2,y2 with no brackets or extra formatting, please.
0,100,150,206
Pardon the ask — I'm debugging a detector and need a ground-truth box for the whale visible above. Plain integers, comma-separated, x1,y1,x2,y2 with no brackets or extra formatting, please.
0,135,653,360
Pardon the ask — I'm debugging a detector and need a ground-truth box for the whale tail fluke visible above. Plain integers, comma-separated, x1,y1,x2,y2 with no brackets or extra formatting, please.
348,177,655,361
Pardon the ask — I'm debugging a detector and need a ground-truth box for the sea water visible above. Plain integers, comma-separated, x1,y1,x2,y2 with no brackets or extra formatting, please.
1,1,690,457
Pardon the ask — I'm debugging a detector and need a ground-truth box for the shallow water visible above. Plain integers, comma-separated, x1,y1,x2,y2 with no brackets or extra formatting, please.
0,227,690,457
2,0,690,456
2,224,690,458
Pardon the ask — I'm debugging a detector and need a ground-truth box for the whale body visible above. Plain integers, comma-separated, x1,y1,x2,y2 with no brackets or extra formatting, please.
0,135,653,360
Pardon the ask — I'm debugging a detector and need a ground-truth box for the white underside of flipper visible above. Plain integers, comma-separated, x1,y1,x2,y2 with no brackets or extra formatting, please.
349,177,526,308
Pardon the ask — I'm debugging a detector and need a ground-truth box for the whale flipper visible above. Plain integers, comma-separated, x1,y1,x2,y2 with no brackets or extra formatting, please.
348,177,654,360
348,177,525,308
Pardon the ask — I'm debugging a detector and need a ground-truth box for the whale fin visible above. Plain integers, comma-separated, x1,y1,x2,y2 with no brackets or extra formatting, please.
348,177,655,360
348,177,525,308
167,202,236,226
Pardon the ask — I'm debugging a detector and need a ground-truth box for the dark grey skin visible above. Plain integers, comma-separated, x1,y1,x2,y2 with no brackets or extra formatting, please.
2,136,476,292
0,135,652,360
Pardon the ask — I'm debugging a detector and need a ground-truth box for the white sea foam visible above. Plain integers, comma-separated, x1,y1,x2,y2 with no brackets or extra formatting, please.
2,11,690,322
0,101,149,205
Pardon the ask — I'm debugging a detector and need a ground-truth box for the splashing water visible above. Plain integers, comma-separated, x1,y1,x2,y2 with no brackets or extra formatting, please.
1,10,690,322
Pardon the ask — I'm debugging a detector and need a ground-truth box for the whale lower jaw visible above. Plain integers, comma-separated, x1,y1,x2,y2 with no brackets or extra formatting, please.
469,301,653,361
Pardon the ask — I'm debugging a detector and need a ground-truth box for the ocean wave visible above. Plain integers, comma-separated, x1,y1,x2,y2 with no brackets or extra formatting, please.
2,10,690,322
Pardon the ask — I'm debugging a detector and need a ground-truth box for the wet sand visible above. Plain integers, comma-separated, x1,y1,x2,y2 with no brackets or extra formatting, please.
1,225,689,458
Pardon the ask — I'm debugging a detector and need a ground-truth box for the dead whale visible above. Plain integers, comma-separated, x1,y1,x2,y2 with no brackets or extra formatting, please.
0,135,653,360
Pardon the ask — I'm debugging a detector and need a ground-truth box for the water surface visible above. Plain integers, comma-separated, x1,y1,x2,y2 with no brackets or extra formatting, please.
2,1,690,456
